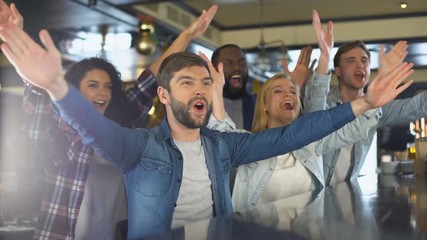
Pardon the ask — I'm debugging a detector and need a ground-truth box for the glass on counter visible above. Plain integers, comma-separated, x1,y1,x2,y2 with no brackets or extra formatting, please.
407,142,416,161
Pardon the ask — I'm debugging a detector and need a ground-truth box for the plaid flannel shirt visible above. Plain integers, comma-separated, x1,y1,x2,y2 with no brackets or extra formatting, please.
23,69,158,240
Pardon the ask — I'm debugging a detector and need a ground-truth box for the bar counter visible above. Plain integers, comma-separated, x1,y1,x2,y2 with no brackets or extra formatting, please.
147,174,427,240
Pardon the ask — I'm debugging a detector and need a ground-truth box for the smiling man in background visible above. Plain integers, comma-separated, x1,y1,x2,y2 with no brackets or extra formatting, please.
211,44,256,131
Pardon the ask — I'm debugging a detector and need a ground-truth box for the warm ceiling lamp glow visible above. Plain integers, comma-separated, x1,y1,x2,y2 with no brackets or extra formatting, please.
136,21,156,55
400,2,408,9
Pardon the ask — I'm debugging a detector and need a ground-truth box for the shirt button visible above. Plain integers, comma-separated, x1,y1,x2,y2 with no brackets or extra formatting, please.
177,178,181,182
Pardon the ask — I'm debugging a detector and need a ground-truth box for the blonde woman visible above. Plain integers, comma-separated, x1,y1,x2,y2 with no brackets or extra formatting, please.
231,73,383,210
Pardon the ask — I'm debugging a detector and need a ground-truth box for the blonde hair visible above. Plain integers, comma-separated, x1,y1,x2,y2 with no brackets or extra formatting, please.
251,73,302,133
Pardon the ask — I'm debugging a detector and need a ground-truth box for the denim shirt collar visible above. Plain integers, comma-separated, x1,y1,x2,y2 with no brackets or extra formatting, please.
157,119,173,144
156,118,221,145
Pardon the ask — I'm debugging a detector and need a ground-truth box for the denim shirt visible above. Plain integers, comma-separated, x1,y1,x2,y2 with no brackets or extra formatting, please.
302,71,331,115
54,86,356,239
306,85,427,185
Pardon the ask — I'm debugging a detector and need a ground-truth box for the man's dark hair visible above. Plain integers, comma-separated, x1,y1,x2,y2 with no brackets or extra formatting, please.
158,52,210,92
65,57,123,93
211,44,245,68
333,40,371,68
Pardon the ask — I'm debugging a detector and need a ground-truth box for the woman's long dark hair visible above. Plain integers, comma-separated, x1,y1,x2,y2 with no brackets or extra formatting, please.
64,57,129,126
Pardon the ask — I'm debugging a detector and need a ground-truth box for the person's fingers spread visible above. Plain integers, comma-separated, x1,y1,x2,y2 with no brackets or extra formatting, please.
39,29,57,54
381,62,412,88
395,80,413,96
312,9,320,24
309,59,317,72
327,21,333,35
0,43,20,67
302,48,310,65
383,62,407,81
305,46,313,65
282,58,290,74
392,64,414,88
401,51,408,60
9,23,33,50
296,47,305,64
0,24,26,57
198,52,213,68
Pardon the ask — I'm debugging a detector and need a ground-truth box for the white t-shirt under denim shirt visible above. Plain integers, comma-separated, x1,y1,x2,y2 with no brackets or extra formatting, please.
172,138,213,229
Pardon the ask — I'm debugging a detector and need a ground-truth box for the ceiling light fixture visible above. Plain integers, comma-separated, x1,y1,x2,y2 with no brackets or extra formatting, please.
253,0,291,73
136,21,157,55
254,0,271,72
400,2,408,9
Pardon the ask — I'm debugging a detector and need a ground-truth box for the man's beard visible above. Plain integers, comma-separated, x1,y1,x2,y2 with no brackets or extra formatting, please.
223,77,247,100
170,95,212,129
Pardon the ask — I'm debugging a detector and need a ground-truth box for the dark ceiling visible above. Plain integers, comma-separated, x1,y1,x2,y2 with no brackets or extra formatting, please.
1,0,427,86
10,0,427,38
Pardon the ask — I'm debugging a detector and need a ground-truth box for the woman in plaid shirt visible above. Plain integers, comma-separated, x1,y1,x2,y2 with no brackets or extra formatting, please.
0,2,217,239
24,57,156,240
